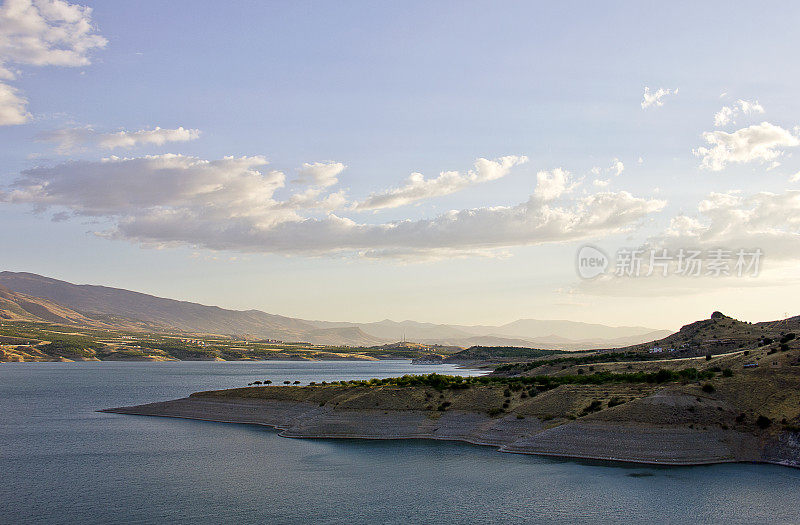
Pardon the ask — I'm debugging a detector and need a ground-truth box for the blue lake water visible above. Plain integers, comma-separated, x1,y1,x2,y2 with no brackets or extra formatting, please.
1,360,799,524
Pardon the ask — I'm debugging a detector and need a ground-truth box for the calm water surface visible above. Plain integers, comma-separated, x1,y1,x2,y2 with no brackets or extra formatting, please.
1,360,799,524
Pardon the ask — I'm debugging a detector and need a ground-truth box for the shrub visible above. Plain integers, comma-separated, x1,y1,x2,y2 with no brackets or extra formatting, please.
487,407,503,417
702,383,715,393
283,381,290,385
756,415,772,429
705,354,712,361
608,397,625,408
722,369,733,377
580,400,603,416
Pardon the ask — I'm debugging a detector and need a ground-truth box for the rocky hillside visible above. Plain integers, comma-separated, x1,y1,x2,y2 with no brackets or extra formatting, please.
609,311,798,357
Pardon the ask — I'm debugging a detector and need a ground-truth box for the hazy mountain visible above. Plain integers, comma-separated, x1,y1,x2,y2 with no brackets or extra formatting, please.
0,272,320,342
451,319,668,341
0,283,100,326
304,318,669,347
0,271,671,349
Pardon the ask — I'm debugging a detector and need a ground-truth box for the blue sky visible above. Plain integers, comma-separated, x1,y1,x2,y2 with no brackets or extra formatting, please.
1,1,800,329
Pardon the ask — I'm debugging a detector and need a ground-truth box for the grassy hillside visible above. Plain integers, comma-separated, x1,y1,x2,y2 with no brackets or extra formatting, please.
195,335,800,438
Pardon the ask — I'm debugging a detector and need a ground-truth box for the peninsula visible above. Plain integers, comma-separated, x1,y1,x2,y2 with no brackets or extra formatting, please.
105,312,800,467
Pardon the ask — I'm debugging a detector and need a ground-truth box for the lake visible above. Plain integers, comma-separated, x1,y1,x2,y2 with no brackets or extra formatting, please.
1,360,799,524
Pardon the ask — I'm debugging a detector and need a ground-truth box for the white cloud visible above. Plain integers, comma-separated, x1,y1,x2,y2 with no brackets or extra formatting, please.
0,80,29,124
693,122,800,171
2,154,291,220
713,106,735,127
294,161,346,188
610,158,624,176
791,171,800,183
714,99,765,127
588,160,622,187
655,190,800,260
641,86,677,109
575,189,800,297
534,168,574,201
738,99,765,115
38,126,202,153
0,153,665,258
354,155,527,210
0,0,106,125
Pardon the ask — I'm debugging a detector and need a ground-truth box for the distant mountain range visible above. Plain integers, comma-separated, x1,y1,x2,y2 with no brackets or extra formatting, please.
0,271,671,348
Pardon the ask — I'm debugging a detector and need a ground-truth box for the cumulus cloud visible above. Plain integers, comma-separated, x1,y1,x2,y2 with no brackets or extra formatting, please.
654,190,800,260
38,126,202,153
714,99,765,127
574,190,800,297
641,87,677,109
534,168,575,201
354,155,528,210
587,160,622,187
610,158,624,176
693,122,800,171
0,0,106,125
0,80,28,124
0,153,664,258
2,154,290,219
294,161,346,188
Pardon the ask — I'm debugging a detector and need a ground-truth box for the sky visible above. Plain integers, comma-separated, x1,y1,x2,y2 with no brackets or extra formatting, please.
1,0,799,330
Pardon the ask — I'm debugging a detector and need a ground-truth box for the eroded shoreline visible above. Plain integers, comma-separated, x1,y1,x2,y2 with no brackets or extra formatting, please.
102,396,800,468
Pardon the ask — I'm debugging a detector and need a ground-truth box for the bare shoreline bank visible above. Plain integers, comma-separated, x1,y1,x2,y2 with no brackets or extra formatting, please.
101,396,800,468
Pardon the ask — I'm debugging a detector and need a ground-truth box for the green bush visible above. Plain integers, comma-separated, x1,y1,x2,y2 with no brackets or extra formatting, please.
702,383,715,393
756,415,772,429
